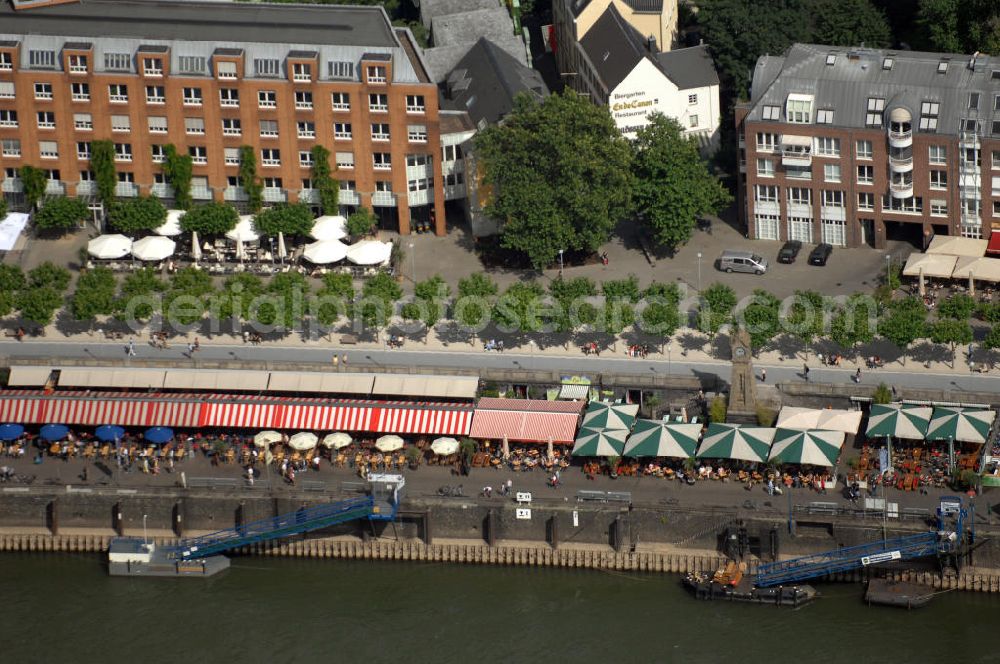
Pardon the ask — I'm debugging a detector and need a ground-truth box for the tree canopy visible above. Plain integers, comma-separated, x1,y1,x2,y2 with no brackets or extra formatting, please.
107,196,167,234
33,197,89,232
698,283,737,335
402,275,450,329
549,276,599,333
346,207,377,239
631,114,731,248
71,266,117,321
253,203,313,237
454,273,497,332
878,296,927,358
359,272,401,334
180,203,238,235
28,262,71,291
493,281,546,334
917,0,1000,53
116,267,165,322
475,91,632,269
739,290,781,351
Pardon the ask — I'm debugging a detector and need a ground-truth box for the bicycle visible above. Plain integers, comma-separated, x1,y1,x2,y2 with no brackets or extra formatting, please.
437,484,464,497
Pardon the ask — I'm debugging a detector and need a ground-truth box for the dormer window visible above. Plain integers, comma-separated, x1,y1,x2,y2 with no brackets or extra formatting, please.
816,109,834,124
866,97,885,127
938,60,949,74
825,54,836,66
970,92,981,110
785,94,813,124
762,105,780,121
882,57,894,70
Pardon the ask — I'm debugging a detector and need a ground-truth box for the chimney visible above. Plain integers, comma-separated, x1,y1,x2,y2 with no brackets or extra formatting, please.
646,35,656,53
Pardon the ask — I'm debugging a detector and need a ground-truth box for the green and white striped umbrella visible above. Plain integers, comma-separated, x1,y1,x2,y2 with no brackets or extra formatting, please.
572,427,628,457
768,428,845,467
926,407,996,444
581,402,639,431
865,404,932,439
623,420,701,458
697,423,775,462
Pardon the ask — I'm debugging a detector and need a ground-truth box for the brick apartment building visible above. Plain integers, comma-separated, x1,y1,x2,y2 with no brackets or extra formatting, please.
0,0,448,234
737,43,1000,250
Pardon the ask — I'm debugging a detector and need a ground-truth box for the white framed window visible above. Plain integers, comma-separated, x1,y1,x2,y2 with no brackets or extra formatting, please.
856,140,873,160
689,115,699,128
108,84,128,103
369,93,388,112
146,85,165,104
258,90,277,109
298,151,313,167
34,82,53,100
816,109,834,124
822,190,845,207
930,170,947,189
756,132,779,152
68,54,88,74
36,111,55,129
931,199,948,216
1,138,20,157
0,81,13,99
80,170,94,182
367,66,387,84
929,145,947,164
46,169,61,182
786,165,812,180
263,177,282,189
756,158,774,177
73,113,91,130
295,91,313,110
406,94,425,113
373,152,391,170
787,187,811,206
408,154,431,167
787,216,814,243
185,117,205,135
688,93,698,105
857,192,875,210
340,180,356,192
821,218,846,247
919,101,940,131
28,50,56,69
440,146,462,162
823,163,841,183
866,97,885,127
71,82,89,101
254,58,281,78
40,141,59,159
219,88,239,107
261,148,281,166
761,105,780,121
222,118,241,136
183,87,202,106
226,176,239,190
754,184,778,202
334,122,352,140
292,62,311,82
148,116,167,133
993,151,1000,169
815,137,840,157
371,123,390,141
408,177,430,192
151,145,166,163
857,165,873,184
143,58,163,76
259,120,279,138
217,61,237,79
445,172,464,187
224,148,240,165
111,114,131,132
332,92,350,111
114,143,132,162
992,176,1000,196
328,61,354,79
336,151,354,169
297,121,315,139
0,53,11,71
188,146,207,165
177,55,206,75
407,124,427,143
754,214,779,240
786,95,813,123
103,52,131,72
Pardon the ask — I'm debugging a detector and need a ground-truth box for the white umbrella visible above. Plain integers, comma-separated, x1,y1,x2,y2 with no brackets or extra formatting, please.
236,237,245,263
226,215,259,243
375,434,405,452
346,240,392,265
130,236,176,261
310,215,348,241
88,234,132,259
191,231,202,262
154,210,184,237
303,239,348,264
322,432,352,449
277,231,287,261
431,437,460,456
502,435,510,460
288,432,318,451
253,430,282,448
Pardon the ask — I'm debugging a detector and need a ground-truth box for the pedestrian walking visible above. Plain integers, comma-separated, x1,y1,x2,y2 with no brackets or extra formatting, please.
332,354,339,368
342,353,348,366
760,368,766,383
126,339,136,357
854,368,862,383
506,478,513,496
803,364,810,381
193,337,201,352
187,342,195,355
247,467,254,486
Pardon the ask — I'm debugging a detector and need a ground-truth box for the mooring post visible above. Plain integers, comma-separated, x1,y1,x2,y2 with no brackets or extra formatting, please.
549,515,559,550
113,501,123,536
48,498,58,536
173,499,184,537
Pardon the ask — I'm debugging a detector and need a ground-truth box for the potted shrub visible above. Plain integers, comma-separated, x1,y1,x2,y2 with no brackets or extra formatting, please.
608,455,621,479
405,445,421,470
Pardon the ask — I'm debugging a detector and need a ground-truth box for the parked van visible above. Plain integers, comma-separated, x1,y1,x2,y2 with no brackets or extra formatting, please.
718,250,768,275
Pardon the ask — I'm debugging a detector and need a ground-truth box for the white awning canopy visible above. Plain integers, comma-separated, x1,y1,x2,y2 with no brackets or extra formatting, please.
226,215,259,243
776,406,863,434
926,235,987,258
310,215,348,241
558,384,590,400
303,239,348,264
372,374,479,399
346,240,392,265
58,367,167,389
7,366,53,387
154,210,184,237
87,234,132,260
130,236,176,261
780,134,813,147
902,253,958,278
952,256,1000,282
267,371,374,395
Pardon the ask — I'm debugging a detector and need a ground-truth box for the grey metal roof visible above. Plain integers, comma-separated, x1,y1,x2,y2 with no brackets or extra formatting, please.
423,36,528,83
431,7,517,48
747,43,1000,137
579,2,649,91
622,0,664,11
0,0,398,47
442,37,549,126
571,0,593,17
137,44,169,54
655,44,719,90
419,0,497,28
63,41,92,51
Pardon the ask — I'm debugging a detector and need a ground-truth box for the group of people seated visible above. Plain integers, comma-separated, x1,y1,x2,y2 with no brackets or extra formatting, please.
484,339,505,352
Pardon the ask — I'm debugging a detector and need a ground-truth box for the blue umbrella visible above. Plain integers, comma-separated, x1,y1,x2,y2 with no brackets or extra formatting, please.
0,423,24,441
95,425,125,443
39,424,70,442
144,427,174,444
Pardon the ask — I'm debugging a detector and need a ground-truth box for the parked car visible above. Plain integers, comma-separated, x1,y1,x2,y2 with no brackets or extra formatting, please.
808,243,833,266
777,240,802,264
718,250,768,275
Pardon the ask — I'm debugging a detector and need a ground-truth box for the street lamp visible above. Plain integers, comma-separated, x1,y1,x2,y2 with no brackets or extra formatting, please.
666,343,672,375
696,252,703,291
885,254,891,286
408,242,416,283
142,514,148,547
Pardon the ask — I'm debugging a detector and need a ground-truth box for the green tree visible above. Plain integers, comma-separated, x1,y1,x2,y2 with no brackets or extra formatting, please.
601,276,641,337
475,91,632,269
71,266,117,321
116,267,166,322
253,203,313,237
163,145,193,210
261,271,309,331
310,145,339,215
315,272,355,327
90,140,117,207
739,289,781,352
28,262,71,291
180,203,238,235
549,276,599,333
830,294,877,352
454,272,497,336
0,196,8,218
34,197,88,232
917,0,1000,53
107,196,167,234
984,324,1000,350
929,318,973,368
878,297,927,364
214,272,265,323
638,281,681,339
17,288,63,327
163,267,213,327
494,281,546,334
938,294,975,321
402,275,450,329
872,383,893,404
0,265,24,317
346,207,376,239
19,166,47,211
239,146,263,213
698,283,737,335
784,290,828,355
631,114,731,248
359,272,401,338
813,0,892,47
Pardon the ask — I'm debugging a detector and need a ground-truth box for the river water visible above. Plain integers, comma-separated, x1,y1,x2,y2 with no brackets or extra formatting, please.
2,553,997,663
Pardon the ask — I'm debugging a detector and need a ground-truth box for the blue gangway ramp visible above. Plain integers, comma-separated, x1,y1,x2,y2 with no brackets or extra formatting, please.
173,495,385,560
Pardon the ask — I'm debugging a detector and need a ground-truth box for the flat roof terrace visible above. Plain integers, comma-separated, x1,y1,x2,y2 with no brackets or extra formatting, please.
0,0,398,47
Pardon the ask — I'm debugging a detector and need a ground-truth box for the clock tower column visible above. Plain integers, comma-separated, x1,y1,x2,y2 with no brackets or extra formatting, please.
727,326,758,422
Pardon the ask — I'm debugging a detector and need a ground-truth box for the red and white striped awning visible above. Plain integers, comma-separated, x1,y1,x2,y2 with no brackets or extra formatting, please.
0,391,44,423
470,398,584,444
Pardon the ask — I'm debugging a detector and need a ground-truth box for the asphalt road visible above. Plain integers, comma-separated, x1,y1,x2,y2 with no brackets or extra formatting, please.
1,339,999,395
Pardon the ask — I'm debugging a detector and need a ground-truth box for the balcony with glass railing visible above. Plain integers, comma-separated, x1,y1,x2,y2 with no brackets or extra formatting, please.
263,187,286,203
